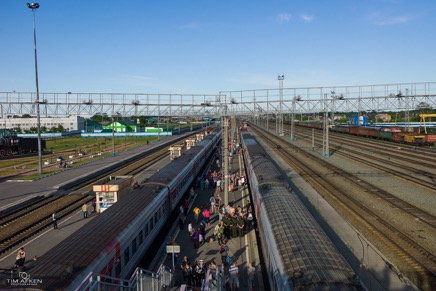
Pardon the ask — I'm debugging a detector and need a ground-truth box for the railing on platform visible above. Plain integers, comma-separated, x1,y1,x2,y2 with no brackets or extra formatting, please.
73,264,175,291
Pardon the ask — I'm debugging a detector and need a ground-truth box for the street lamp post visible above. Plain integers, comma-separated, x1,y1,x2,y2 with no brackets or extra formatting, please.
27,2,43,174
112,115,116,156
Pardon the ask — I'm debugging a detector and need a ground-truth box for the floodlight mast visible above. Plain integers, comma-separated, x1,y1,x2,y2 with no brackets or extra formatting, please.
27,2,43,174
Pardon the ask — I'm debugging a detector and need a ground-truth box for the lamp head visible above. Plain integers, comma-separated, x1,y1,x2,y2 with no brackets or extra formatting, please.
27,3,39,9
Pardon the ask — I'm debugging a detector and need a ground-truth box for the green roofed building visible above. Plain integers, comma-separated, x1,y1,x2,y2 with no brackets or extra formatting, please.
103,120,138,133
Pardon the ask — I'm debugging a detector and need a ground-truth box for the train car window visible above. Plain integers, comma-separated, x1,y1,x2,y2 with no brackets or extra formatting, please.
132,239,137,255
123,247,130,266
139,230,143,245
154,213,158,225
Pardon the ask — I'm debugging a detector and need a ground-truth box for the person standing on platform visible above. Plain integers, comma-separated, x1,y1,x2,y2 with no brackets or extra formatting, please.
195,259,206,287
202,208,210,226
214,194,221,213
210,195,215,213
247,262,256,291
193,228,200,249
229,261,240,291
205,178,210,191
219,240,229,266
52,213,58,229
182,262,193,286
92,198,96,212
14,247,25,268
208,259,218,281
193,207,201,224
82,203,88,219
237,216,245,237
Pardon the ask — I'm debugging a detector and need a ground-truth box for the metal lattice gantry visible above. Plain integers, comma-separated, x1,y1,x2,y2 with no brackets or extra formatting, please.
1,82,436,119
221,82,436,118
0,92,225,119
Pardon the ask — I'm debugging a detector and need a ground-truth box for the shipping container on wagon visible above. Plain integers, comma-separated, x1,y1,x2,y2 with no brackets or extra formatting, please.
425,134,436,143
391,132,405,142
332,125,351,133
349,126,360,135
357,126,380,138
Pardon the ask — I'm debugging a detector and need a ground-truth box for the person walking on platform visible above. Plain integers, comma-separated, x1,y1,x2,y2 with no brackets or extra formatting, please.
82,203,88,219
229,261,240,291
52,213,58,229
14,247,25,268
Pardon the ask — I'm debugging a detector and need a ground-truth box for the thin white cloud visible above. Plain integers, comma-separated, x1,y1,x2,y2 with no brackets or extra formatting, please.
368,12,411,26
300,14,314,23
179,22,201,29
277,13,292,24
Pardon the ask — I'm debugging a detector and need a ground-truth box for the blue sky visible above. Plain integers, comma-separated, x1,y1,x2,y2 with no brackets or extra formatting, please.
1,0,435,94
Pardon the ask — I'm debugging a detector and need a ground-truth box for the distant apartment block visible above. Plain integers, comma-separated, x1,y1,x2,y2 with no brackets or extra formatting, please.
0,115,85,132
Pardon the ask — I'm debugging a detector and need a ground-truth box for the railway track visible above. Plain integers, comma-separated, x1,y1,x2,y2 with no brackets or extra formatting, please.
0,136,186,256
0,194,92,255
252,125,436,290
293,128,436,190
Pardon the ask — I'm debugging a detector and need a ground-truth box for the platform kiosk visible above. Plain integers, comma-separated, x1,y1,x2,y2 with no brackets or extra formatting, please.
195,133,204,142
169,145,183,160
93,175,133,213
185,139,196,150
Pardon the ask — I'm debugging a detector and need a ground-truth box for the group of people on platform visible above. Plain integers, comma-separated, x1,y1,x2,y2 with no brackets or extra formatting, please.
179,253,256,291
196,168,247,194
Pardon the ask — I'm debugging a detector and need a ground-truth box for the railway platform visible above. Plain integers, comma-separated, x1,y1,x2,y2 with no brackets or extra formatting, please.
158,151,263,290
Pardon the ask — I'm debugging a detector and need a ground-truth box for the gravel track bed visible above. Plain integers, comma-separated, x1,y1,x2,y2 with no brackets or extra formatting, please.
256,126,436,289
0,195,82,241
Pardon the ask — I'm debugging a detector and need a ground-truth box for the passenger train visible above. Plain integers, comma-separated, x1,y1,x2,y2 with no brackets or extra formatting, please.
241,131,362,290
28,130,221,290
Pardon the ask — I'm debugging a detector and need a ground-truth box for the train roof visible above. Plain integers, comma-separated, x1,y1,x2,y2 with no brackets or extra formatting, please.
260,185,359,289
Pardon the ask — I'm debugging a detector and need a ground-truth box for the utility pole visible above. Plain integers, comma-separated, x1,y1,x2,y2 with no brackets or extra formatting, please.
277,74,284,136
223,106,229,206
322,93,330,157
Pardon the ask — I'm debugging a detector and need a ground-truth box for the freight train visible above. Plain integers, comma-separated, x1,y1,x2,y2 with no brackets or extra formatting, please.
27,130,221,290
0,136,46,157
296,121,436,145
241,131,362,290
